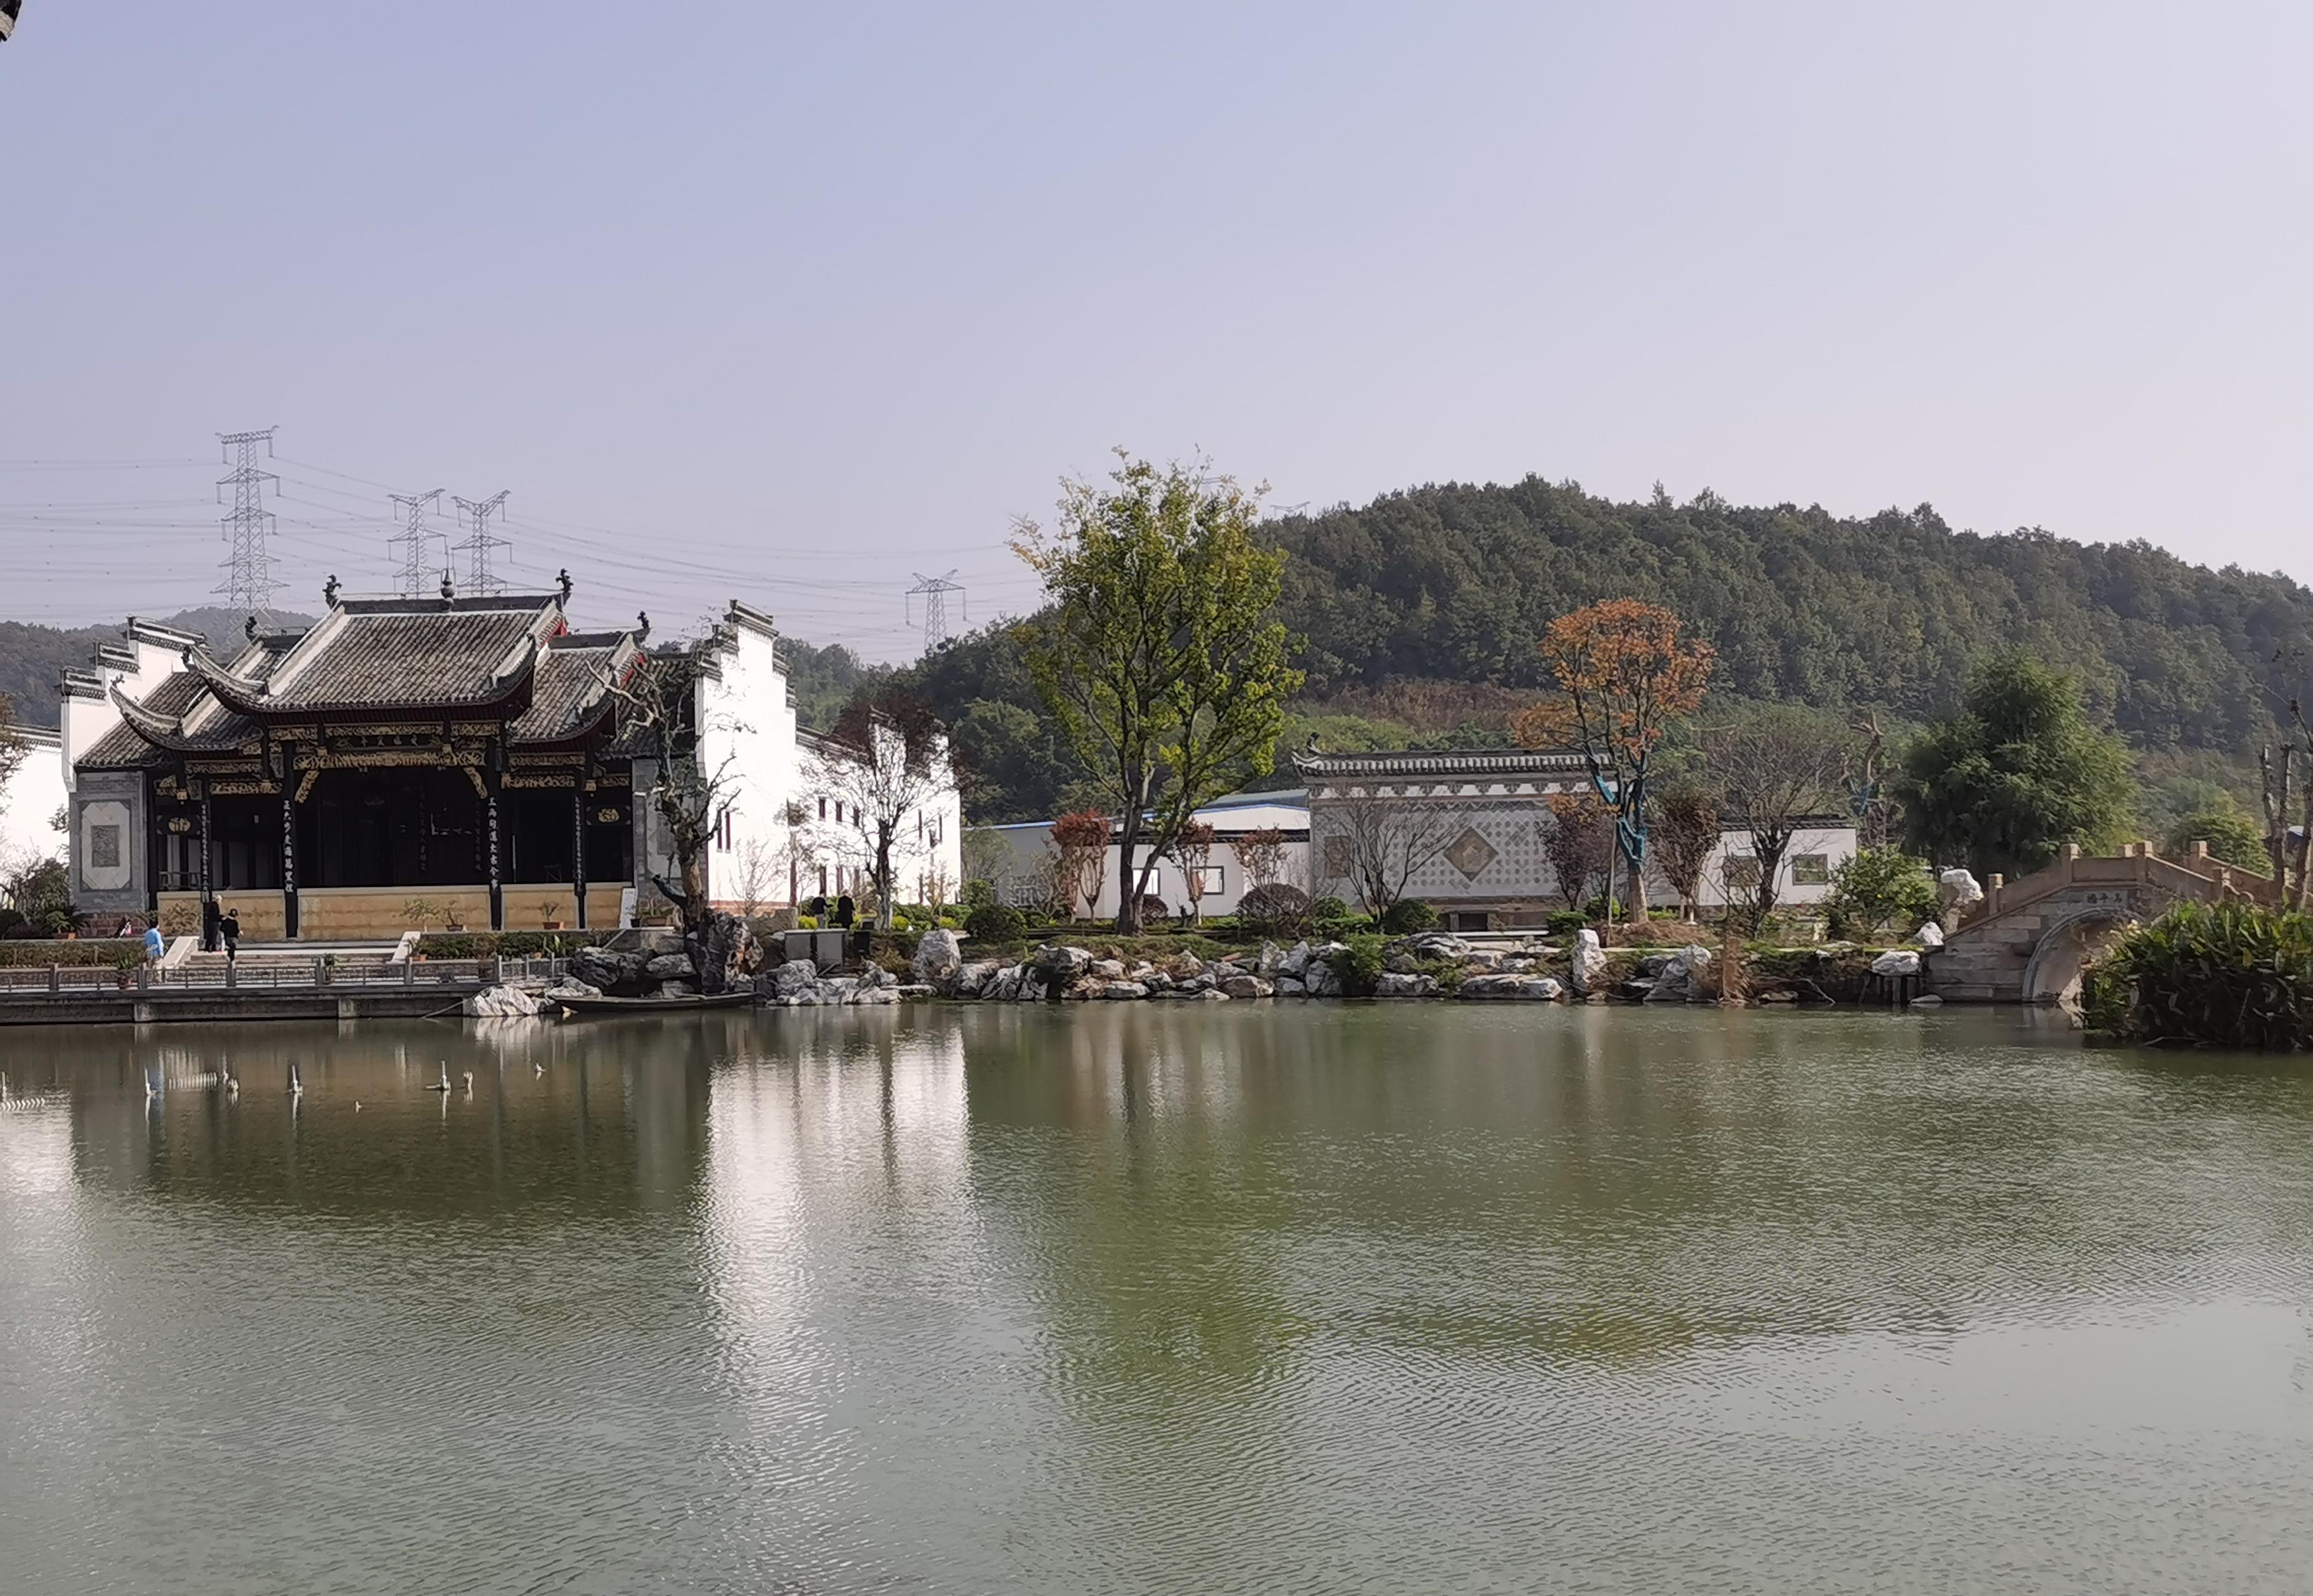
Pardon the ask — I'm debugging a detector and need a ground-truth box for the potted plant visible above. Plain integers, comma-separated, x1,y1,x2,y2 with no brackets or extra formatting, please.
113,949,138,989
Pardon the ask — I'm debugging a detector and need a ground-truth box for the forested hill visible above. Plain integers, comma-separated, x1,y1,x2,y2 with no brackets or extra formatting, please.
0,609,317,727
1262,479,2313,753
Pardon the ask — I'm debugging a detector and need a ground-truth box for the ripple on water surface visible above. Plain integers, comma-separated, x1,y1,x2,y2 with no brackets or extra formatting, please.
1,1004,2310,1594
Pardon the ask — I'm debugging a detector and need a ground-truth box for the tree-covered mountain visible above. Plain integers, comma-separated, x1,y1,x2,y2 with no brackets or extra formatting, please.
1262,479,2312,752
0,609,316,728
897,478,2313,824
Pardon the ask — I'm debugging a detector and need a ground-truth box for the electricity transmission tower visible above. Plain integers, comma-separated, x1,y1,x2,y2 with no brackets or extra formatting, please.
906,570,966,651
215,427,283,623
451,490,512,597
387,488,446,598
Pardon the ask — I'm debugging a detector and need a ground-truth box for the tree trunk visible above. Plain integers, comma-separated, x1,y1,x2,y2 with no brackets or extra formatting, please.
1718,907,1746,1007
1624,843,1649,923
1115,810,1143,934
875,828,897,930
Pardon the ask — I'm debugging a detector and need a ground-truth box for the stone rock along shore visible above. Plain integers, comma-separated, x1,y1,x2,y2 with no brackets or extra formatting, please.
860,931,1625,1006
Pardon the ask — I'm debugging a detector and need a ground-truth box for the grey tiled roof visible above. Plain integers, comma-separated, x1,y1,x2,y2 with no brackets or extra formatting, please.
509,644,623,745
1291,746,1590,779
80,672,262,767
247,605,547,710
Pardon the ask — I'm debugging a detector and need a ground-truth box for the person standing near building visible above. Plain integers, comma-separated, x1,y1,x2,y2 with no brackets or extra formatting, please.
220,909,241,966
142,922,164,968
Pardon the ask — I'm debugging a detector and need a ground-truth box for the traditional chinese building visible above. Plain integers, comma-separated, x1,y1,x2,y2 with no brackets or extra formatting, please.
58,583,961,943
1295,745,1857,930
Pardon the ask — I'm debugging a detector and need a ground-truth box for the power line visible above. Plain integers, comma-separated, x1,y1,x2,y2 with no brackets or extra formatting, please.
451,490,511,596
387,488,446,598
215,427,283,625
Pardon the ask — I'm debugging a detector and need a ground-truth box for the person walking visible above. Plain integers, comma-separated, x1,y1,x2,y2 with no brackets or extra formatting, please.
220,909,241,966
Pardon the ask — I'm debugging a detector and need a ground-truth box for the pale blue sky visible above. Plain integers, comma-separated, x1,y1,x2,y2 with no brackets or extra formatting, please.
3,3,2307,652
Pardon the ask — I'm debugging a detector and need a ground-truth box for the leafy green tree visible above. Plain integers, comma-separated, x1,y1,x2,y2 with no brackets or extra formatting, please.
2162,807,2267,871
1825,847,1940,940
1896,652,2134,878
1013,453,1303,933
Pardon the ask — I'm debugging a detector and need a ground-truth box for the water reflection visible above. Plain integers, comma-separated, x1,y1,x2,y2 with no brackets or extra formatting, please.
2,1006,2311,1595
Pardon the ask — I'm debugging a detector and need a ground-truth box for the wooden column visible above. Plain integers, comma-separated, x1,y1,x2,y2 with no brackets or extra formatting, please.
572,780,589,930
281,788,301,940
486,762,505,933
197,779,216,949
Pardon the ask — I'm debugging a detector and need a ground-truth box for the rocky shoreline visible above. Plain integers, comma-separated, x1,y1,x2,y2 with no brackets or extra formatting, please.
488,925,1900,1014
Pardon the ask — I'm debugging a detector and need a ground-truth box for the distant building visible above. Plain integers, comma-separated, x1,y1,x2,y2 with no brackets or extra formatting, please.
1294,745,1857,931
971,788,1311,920
53,588,959,942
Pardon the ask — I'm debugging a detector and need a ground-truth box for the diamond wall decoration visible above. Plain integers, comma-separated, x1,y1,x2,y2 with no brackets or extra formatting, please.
1444,826,1498,880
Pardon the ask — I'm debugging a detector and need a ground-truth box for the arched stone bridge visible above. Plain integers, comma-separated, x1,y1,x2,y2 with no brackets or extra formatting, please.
1930,843,2278,1004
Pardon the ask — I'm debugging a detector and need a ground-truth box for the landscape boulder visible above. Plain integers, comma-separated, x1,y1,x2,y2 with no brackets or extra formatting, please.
1939,868,1985,911
1099,981,1150,1000
1220,973,1274,999
1278,940,1312,978
912,928,963,987
1569,928,1608,996
1643,946,1713,1003
1302,959,1342,998
1032,944,1092,980
1915,921,1946,949
1870,949,1922,976
463,983,546,1018
645,952,697,982
571,945,644,992
541,978,603,1003
1460,974,1563,1001
1373,972,1434,998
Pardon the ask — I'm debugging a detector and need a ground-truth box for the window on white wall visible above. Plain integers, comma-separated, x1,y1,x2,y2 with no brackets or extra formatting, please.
1790,853,1830,886
1195,865,1223,893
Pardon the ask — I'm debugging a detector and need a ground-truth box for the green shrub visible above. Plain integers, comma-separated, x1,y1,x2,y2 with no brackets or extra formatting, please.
1311,895,1351,925
1238,883,1312,936
2085,900,2313,1049
1380,899,1438,935
1825,848,1940,940
965,902,1025,943
1581,893,1621,922
1545,909,1590,935
1338,931,1387,996
2161,808,2268,872
962,879,998,910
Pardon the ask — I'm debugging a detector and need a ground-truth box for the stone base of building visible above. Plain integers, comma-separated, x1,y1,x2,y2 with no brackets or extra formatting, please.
155,884,629,942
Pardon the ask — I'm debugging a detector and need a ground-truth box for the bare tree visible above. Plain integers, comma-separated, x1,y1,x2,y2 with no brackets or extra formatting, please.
1704,713,1846,921
1540,792,1614,912
732,837,779,921
602,651,739,935
1051,810,1110,920
1173,819,1215,925
1325,789,1463,918
1650,782,1721,922
1233,826,1287,893
808,692,955,931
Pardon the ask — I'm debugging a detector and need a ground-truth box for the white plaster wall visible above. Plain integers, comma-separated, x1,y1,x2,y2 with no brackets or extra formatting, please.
0,729,69,871
689,613,962,912
59,635,182,795
692,617,803,909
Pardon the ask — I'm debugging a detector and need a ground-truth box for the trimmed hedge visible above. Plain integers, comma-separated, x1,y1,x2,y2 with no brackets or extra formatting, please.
413,930,617,959
0,939,144,968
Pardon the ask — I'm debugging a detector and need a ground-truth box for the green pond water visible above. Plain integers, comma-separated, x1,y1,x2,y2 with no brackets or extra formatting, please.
3,1004,2310,1594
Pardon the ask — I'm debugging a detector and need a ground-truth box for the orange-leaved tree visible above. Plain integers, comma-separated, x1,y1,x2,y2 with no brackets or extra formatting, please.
1513,600,1714,921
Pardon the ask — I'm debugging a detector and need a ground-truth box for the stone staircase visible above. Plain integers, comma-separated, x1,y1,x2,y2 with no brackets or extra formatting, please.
168,940,410,988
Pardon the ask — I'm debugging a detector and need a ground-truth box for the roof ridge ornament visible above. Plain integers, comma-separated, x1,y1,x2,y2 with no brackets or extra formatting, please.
557,568,573,604
323,574,340,608
440,568,456,603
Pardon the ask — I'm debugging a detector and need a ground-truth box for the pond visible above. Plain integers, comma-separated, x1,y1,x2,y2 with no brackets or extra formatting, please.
3,1004,2310,1594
